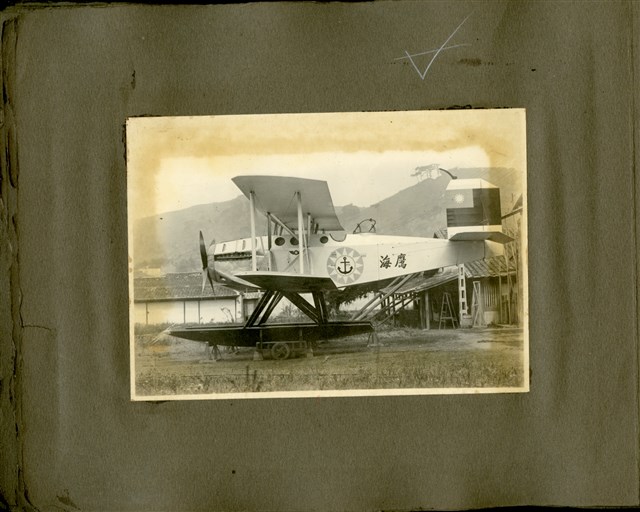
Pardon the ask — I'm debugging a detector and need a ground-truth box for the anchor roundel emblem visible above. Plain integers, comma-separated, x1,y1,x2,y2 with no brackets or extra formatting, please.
327,247,364,285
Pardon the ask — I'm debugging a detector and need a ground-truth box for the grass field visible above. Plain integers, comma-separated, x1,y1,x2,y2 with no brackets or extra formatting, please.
133,326,526,397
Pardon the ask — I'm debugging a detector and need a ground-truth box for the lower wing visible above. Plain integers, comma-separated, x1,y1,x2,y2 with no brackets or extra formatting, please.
234,271,337,293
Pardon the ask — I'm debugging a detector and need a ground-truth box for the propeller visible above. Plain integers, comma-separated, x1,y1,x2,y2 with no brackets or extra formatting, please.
198,231,259,292
199,231,215,294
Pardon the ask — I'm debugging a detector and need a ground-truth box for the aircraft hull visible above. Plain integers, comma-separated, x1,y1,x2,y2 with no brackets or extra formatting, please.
168,321,374,347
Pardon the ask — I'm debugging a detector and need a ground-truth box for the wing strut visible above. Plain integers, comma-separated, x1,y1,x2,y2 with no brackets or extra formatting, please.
282,292,320,324
270,212,295,237
249,190,257,271
245,290,283,327
312,291,329,324
306,213,313,273
297,191,305,274
242,288,332,327
257,292,284,326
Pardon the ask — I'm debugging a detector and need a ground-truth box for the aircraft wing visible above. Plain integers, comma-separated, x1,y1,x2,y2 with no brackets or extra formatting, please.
448,231,513,243
234,271,338,292
232,175,344,232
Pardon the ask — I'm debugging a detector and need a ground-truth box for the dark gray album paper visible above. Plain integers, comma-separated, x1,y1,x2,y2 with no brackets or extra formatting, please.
1,2,637,510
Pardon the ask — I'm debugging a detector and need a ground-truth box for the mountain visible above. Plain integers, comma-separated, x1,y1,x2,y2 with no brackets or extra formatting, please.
133,195,262,273
336,167,522,236
132,168,522,273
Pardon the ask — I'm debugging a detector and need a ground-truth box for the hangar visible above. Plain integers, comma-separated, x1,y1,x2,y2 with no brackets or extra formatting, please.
391,256,520,329
354,204,524,330
133,272,261,326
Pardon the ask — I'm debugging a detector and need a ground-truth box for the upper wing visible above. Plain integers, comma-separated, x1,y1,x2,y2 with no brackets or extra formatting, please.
234,271,337,293
232,175,344,232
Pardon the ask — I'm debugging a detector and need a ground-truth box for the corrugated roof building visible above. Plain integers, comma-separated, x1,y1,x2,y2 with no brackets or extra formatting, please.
383,253,518,329
132,273,260,325
134,272,239,302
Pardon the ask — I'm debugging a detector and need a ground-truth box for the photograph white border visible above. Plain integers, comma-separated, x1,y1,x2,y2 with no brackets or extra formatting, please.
127,109,529,400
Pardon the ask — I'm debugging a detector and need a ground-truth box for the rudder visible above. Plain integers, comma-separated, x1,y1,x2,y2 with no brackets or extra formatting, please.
445,178,511,243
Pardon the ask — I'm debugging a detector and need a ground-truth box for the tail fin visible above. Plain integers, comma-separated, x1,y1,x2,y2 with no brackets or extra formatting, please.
445,178,512,243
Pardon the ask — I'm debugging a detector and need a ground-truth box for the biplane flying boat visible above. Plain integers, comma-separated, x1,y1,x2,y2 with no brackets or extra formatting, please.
168,174,510,359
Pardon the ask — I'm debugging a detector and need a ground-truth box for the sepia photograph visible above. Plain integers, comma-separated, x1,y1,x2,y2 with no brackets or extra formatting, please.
127,110,528,400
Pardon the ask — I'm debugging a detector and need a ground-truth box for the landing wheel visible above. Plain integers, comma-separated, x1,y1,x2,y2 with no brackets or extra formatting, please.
270,342,292,360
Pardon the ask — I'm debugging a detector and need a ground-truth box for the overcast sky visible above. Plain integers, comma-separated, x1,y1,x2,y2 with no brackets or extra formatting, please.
127,110,526,220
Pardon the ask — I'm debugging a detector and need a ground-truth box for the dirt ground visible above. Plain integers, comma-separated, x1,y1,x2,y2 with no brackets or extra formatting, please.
133,326,527,397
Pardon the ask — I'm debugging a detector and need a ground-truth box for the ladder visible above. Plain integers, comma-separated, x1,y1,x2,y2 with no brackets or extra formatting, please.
471,281,486,327
438,292,458,329
351,273,417,322
457,264,468,316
